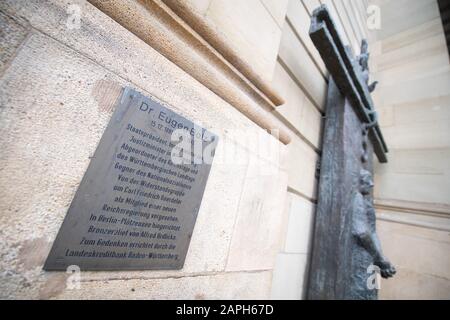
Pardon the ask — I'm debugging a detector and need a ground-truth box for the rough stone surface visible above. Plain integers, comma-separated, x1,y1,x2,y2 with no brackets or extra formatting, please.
372,0,450,299
283,193,315,254
0,10,28,75
0,0,287,299
55,270,273,300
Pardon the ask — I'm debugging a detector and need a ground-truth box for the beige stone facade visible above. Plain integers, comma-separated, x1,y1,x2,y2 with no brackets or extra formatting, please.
371,0,450,300
0,0,448,300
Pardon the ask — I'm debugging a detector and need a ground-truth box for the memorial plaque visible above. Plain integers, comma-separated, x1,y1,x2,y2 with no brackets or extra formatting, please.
44,88,218,271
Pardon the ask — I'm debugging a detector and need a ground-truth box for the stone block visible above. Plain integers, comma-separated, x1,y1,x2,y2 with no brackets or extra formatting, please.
284,137,319,199
278,20,327,110
0,11,28,74
206,0,282,82
378,0,439,41
377,219,450,280
226,154,289,271
50,270,273,299
379,267,450,300
286,0,327,76
261,0,289,28
271,61,322,148
270,253,308,300
283,193,315,254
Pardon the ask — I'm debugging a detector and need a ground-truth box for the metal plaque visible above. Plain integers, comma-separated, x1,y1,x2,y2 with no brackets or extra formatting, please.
44,87,218,271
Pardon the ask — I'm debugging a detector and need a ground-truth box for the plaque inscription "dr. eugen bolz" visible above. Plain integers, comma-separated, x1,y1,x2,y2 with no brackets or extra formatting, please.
44,88,218,271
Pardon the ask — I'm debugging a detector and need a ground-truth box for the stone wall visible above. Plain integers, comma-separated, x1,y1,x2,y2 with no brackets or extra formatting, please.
0,0,404,300
269,0,373,299
0,0,289,299
371,0,450,299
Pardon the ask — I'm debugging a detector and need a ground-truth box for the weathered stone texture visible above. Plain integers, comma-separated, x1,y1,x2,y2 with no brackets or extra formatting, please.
0,0,286,299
